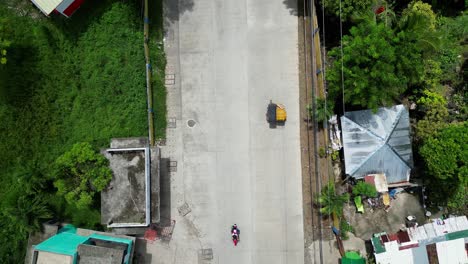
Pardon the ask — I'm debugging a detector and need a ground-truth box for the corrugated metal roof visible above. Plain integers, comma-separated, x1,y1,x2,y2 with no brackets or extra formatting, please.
436,238,468,264
31,0,63,15
341,105,413,183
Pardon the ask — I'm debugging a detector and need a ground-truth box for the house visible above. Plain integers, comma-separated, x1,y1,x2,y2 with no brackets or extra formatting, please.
30,225,135,264
341,105,413,185
371,216,468,264
31,0,84,17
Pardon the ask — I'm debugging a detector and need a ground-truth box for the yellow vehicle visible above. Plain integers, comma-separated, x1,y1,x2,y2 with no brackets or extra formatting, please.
267,100,287,127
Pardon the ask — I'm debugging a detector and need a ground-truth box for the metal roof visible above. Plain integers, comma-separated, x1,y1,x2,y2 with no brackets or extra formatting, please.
31,0,63,15
341,105,413,184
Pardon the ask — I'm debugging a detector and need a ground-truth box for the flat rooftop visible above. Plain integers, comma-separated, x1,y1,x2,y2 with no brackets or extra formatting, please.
101,137,160,229
35,251,73,264
102,147,148,226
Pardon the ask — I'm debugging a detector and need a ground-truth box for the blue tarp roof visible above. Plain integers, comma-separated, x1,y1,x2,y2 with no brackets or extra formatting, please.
341,105,413,183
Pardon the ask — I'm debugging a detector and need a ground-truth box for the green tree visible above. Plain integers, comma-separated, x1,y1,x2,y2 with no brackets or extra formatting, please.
419,123,467,183
0,191,51,264
402,1,437,31
447,183,468,215
398,1,441,57
352,181,378,197
421,123,467,215
4,195,52,235
52,142,112,209
316,182,350,223
320,0,374,21
327,21,421,110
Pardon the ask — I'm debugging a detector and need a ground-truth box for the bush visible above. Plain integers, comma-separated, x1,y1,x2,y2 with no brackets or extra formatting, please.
340,219,354,240
319,147,326,158
331,151,340,161
352,181,378,198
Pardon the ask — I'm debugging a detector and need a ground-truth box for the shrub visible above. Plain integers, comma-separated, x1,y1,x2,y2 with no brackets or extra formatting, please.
319,147,326,158
340,219,354,240
352,181,378,198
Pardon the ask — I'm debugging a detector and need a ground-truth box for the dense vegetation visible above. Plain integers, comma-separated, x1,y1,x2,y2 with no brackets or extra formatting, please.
324,1,467,215
0,0,166,262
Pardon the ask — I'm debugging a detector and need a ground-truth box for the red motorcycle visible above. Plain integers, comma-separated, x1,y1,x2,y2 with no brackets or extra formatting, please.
231,224,240,246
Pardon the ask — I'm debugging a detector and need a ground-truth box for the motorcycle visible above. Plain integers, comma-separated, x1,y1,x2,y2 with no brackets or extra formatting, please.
231,224,240,246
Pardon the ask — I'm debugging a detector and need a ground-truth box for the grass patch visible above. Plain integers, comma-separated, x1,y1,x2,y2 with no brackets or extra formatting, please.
0,0,166,262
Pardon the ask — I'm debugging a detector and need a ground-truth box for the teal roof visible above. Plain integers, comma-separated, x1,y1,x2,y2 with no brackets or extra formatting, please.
90,233,132,244
34,232,88,256
34,229,134,264
371,236,386,254
58,224,77,234
445,230,468,241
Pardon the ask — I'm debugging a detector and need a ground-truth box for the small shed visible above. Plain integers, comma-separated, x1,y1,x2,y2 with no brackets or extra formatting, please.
31,0,84,17
341,105,413,184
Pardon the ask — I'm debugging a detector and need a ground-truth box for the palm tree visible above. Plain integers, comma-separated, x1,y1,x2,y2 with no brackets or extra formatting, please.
316,182,349,227
5,195,52,235
308,98,334,125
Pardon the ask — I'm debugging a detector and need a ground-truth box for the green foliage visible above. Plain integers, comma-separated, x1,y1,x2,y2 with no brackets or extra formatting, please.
308,98,334,124
3,195,52,235
414,90,449,141
320,0,374,21
352,181,378,198
340,219,354,240
399,1,442,57
0,1,166,261
402,1,437,31
436,12,467,86
53,142,112,209
447,183,468,216
420,122,467,183
331,150,340,161
421,60,443,90
417,89,446,110
319,147,327,158
0,182,52,264
317,182,350,218
327,21,422,110
0,17,11,64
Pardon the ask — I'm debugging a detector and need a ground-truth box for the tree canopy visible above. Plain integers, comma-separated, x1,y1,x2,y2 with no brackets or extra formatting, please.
327,20,422,110
419,122,467,183
320,0,374,21
53,142,112,209
420,122,467,215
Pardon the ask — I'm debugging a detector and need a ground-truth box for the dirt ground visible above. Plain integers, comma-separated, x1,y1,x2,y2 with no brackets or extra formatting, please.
344,192,426,240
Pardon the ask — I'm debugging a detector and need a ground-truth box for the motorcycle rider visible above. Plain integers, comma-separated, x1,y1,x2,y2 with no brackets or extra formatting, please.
231,224,240,242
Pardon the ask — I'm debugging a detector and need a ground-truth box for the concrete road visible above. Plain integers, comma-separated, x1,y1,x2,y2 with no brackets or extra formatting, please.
161,0,304,263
